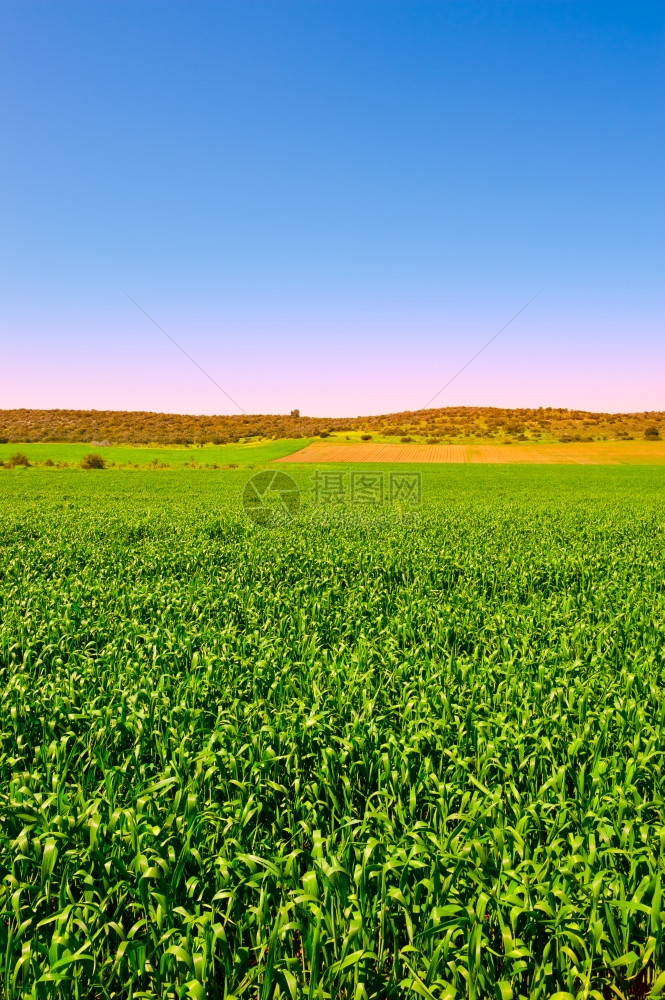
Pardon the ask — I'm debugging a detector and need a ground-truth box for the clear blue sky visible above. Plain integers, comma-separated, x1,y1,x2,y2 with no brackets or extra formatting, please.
1,1,663,416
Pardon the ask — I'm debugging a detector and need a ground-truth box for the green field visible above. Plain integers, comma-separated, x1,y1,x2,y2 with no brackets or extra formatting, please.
0,439,312,469
1,466,664,999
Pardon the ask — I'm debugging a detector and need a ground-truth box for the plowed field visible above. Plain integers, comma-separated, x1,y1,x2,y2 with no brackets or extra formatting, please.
278,440,665,464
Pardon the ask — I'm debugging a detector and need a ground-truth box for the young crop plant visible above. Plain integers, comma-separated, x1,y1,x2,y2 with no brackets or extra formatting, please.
0,466,663,999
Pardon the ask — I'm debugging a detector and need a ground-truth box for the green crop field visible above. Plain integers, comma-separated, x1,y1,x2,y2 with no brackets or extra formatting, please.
1,466,664,999
0,439,312,470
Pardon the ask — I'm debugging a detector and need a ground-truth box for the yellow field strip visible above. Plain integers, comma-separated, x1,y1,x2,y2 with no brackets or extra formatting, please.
277,441,665,465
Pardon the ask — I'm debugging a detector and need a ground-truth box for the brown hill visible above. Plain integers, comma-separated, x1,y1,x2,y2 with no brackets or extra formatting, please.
0,406,662,445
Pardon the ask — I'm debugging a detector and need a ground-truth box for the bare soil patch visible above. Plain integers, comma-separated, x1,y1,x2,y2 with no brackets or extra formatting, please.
277,441,665,465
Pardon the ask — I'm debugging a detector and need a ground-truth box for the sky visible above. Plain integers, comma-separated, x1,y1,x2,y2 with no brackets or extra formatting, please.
1,1,663,417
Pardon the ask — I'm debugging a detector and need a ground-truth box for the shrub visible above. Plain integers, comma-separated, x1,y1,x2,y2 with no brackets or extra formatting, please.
7,452,30,467
319,431,330,438
426,437,440,445
644,426,660,440
400,436,413,443
44,458,54,467
80,453,106,470
360,434,373,441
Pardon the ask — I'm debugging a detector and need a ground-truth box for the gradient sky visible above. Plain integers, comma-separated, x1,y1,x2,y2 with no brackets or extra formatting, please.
1,1,663,417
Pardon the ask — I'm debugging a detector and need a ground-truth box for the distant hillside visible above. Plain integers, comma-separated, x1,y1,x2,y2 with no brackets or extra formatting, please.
0,406,662,445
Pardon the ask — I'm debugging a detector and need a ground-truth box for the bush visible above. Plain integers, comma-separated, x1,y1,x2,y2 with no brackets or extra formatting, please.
80,453,105,470
44,458,54,467
360,434,373,441
426,437,440,445
644,426,660,440
400,436,413,444
319,431,330,438
7,452,30,467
